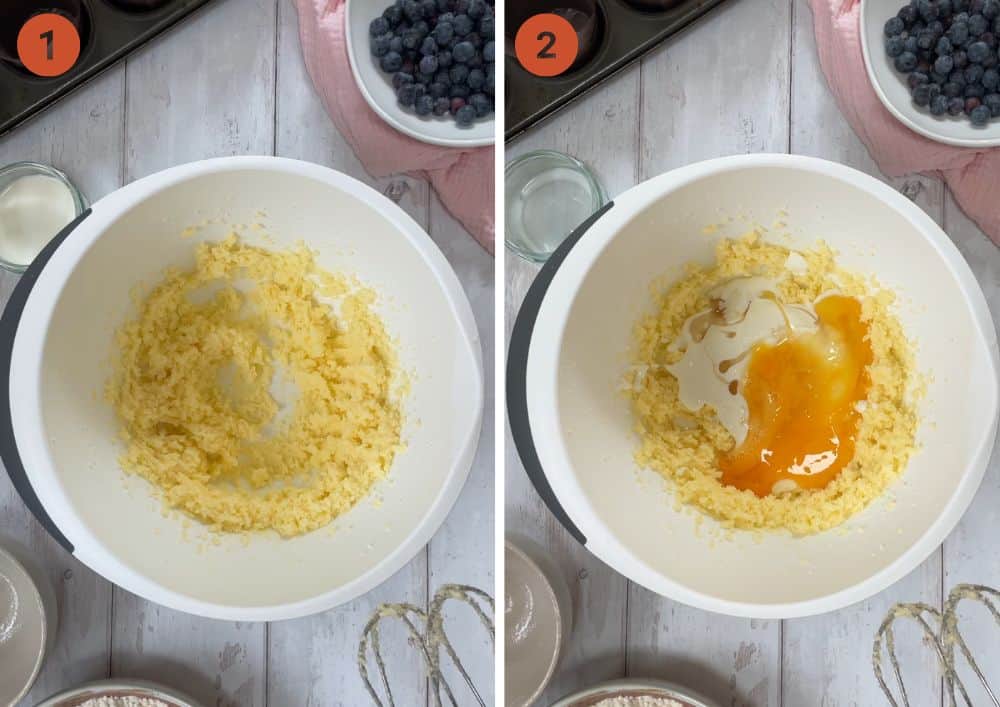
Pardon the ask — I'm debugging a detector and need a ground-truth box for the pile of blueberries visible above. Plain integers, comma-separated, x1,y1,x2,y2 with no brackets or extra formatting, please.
885,0,1000,125
369,0,495,127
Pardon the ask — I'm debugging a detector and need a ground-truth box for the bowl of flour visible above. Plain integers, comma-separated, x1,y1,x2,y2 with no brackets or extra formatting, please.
35,679,202,707
550,679,718,707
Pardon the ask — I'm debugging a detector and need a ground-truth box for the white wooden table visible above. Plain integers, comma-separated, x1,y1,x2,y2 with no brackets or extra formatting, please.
0,1,494,705
505,0,999,703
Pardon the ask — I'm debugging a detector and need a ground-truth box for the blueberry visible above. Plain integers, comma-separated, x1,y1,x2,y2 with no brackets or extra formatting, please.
973,0,986,11
428,81,448,98
402,0,422,21
983,30,998,46
392,71,414,89
956,0,970,12
449,96,466,114
433,21,455,45
453,40,476,62
971,102,992,121
389,36,404,53
905,34,920,52
450,83,470,98
370,17,390,37
397,83,418,106
955,10,972,22
985,91,1000,113
453,13,474,35
418,54,438,74
371,34,392,57
467,0,487,18
917,0,938,19
965,62,985,80
917,29,936,48
949,95,967,112
968,38,990,60
984,66,1000,86
970,12,990,33
949,20,971,43
928,19,945,35
479,15,495,39
454,104,476,126
988,0,1000,16
908,70,929,87
942,83,962,100
433,97,450,115
935,35,952,54
940,0,954,16
935,53,955,72
483,40,495,62
438,50,453,68
466,31,483,49
931,92,950,113
381,51,404,72
484,64,494,94
467,68,485,89
413,19,430,37
434,69,451,85
950,68,967,84
966,94,983,111
896,50,920,70
420,36,438,56
415,94,434,116
913,82,933,104
899,3,920,23
965,82,986,95
402,29,422,50
383,4,404,26
420,0,437,18
468,92,491,116
449,63,469,84
438,11,455,24
953,49,969,67
412,82,426,99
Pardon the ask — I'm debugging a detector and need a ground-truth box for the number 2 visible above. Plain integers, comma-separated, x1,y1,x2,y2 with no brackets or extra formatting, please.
537,31,556,59
40,29,53,60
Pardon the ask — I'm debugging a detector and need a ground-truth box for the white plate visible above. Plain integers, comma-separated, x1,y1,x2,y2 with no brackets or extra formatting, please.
861,0,1000,146
345,0,494,147
0,545,50,706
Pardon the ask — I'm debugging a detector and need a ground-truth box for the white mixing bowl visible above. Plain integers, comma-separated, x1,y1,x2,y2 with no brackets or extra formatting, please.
508,154,999,619
0,157,483,621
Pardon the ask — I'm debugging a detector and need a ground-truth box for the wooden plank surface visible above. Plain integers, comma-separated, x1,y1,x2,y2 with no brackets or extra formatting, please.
504,0,999,702
0,65,125,705
0,0,495,704
506,62,641,706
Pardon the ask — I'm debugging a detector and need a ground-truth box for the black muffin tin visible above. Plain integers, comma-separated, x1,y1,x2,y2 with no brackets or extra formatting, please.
505,0,730,140
0,0,214,137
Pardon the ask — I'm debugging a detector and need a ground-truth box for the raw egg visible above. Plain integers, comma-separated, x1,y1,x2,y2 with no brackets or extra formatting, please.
719,295,872,497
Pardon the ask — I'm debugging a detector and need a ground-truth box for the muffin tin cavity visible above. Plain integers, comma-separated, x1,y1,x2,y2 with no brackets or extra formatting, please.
507,0,607,73
0,0,93,76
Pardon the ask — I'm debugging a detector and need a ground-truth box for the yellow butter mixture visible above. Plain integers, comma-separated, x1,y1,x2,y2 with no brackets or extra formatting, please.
106,235,403,537
626,234,921,535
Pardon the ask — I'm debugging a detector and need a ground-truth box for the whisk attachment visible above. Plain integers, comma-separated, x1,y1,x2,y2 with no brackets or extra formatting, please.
358,583,495,707
873,583,999,707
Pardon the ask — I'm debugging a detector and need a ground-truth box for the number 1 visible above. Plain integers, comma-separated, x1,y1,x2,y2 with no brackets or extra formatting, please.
40,29,53,60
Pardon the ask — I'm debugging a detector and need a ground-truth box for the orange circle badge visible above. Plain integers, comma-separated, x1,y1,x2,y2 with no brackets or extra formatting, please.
17,13,81,78
514,14,579,78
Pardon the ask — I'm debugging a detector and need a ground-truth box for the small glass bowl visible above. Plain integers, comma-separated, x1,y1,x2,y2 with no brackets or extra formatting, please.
0,162,87,274
505,150,607,264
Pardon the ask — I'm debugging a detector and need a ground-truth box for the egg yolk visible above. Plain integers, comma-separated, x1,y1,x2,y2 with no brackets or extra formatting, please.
719,295,873,497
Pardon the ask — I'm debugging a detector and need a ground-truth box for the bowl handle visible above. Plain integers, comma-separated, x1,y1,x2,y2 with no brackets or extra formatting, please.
0,208,92,554
506,201,614,546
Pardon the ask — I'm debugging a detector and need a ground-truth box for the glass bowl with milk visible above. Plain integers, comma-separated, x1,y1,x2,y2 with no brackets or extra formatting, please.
0,162,86,273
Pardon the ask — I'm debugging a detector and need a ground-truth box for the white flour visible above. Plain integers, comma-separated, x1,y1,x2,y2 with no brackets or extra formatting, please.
78,697,170,707
592,697,685,707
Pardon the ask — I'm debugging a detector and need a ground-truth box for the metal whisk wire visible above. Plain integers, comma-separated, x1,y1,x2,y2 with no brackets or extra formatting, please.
873,584,999,707
358,584,495,707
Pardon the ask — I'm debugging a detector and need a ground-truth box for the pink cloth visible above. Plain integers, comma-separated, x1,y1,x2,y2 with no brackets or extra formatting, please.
293,0,494,254
812,0,1000,245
